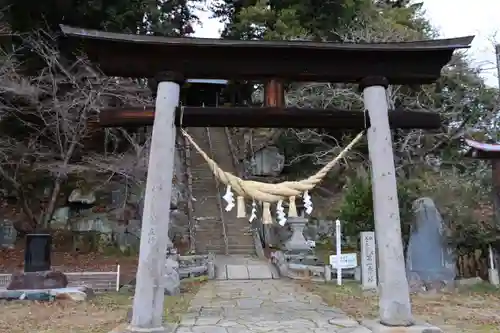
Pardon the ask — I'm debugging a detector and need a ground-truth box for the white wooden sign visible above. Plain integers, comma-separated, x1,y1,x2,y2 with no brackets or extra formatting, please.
329,253,358,269
360,231,377,289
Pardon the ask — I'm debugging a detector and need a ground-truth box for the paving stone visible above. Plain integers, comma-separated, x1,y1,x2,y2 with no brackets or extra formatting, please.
362,320,442,333
196,317,222,325
175,279,367,333
176,326,195,333
329,318,360,327
180,317,197,326
217,321,241,327
342,328,373,333
226,265,249,279
192,326,228,333
226,328,253,333
236,299,262,309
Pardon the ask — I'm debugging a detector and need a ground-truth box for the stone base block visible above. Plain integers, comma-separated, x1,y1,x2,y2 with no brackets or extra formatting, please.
488,268,500,285
362,320,443,333
0,286,94,302
109,323,178,333
7,271,68,290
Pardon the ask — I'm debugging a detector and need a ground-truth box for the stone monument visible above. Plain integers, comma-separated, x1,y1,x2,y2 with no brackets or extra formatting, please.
7,233,69,290
361,231,377,290
406,197,456,292
0,219,17,249
25,234,52,272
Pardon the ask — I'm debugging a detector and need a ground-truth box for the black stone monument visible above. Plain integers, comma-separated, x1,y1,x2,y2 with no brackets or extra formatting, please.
24,234,52,272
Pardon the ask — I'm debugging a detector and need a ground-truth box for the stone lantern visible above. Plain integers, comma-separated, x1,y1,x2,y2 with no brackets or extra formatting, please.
283,203,313,254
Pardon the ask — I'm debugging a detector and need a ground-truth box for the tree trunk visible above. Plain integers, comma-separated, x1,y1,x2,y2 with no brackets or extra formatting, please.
43,121,81,229
42,177,63,229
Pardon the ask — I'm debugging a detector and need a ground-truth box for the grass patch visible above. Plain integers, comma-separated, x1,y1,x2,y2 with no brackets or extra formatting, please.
305,281,500,333
0,277,205,333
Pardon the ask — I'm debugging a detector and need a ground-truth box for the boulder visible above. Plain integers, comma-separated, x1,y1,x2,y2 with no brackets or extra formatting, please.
52,286,95,301
68,189,96,204
164,256,180,296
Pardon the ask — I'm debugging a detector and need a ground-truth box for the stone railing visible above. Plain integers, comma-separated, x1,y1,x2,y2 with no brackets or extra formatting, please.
178,253,215,280
252,228,266,260
270,251,331,282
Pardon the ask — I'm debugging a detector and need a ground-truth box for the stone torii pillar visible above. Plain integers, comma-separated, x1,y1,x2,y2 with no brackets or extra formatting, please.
129,72,183,333
361,77,414,327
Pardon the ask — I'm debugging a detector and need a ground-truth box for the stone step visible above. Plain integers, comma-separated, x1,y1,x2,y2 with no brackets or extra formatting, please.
197,237,253,245
207,250,256,256
227,244,255,249
194,231,226,235
196,237,253,244
224,232,253,237
197,239,253,245
196,224,252,230
225,225,253,229
202,234,253,239
204,245,254,250
196,231,250,237
203,242,241,246
200,244,255,250
215,264,277,280
227,238,254,243
197,227,250,232
204,243,255,249
224,236,253,240
188,127,255,256
225,238,254,243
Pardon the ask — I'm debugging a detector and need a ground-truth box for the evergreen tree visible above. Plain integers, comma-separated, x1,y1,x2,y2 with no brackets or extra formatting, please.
212,0,371,41
1,0,202,36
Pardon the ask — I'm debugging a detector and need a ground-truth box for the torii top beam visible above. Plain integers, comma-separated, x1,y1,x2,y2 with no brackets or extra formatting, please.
59,25,473,84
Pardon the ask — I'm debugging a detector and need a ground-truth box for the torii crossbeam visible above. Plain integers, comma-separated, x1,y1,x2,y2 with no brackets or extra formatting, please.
97,106,442,129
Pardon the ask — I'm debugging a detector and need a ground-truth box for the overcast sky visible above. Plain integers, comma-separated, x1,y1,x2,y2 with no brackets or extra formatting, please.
193,0,500,87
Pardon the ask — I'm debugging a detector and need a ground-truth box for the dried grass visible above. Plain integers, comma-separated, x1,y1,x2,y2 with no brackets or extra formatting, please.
305,281,500,333
0,278,203,333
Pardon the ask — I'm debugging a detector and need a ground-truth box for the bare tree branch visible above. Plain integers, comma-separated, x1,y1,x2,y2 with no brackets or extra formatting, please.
0,30,152,230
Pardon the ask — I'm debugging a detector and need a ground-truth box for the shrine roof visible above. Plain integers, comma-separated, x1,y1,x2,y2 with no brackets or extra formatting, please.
59,25,474,84
465,138,500,152
464,138,500,159
60,25,472,51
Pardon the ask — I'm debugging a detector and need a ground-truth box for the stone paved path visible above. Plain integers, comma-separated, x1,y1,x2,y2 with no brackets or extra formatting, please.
176,280,371,333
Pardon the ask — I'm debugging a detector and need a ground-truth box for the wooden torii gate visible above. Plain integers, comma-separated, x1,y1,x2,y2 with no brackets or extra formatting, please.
58,24,472,332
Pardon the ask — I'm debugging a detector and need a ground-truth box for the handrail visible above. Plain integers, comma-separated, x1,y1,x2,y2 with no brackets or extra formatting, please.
180,130,196,253
205,127,229,255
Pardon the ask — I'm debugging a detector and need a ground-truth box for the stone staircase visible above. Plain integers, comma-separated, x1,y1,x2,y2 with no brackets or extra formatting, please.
186,127,255,255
